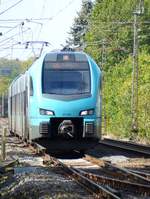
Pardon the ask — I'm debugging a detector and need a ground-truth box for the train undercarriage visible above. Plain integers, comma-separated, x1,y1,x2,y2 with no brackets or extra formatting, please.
36,117,99,152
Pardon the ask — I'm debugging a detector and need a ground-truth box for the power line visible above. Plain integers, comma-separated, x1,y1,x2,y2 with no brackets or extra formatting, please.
0,47,42,50
0,28,30,46
0,25,16,28
0,18,51,22
0,0,24,16
2,22,24,37
36,0,47,40
51,0,75,19
0,0,75,22
0,53,11,59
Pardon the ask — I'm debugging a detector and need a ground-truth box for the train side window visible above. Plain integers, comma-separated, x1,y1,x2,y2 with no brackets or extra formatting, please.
30,76,33,96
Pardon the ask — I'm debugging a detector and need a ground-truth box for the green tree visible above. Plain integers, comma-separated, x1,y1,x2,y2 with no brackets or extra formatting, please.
20,57,34,72
84,0,136,67
0,58,33,94
68,0,150,141
67,0,93,47
84,0,150,68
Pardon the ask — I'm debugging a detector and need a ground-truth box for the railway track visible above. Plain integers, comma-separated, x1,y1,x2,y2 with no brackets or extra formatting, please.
43,155,121,199
1,134,93,199
41,149,150,198
100,138,150,156
26,137,150,198
1,126,150,198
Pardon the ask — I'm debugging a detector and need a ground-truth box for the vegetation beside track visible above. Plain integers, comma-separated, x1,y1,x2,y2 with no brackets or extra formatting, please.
103,52,150,142
0,58,33,94
68,0,150,142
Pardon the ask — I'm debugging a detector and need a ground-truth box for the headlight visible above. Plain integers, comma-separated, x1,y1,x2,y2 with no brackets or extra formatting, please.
80,109,94,116
40,108,55,116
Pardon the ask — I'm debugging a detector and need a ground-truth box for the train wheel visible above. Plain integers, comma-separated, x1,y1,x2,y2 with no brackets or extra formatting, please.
79,150,85,156
9,130,14,136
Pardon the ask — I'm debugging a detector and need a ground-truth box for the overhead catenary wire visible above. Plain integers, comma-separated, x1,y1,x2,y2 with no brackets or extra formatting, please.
0,28,30,46
36,0,47,40
51,0,75,19
0,0,76,60
0,25,17,28
0,0,24,16
0,38,19,48
0,0,148,60
0,42,22,52
0,53,11,59
1,22,24,37
0,0,75,22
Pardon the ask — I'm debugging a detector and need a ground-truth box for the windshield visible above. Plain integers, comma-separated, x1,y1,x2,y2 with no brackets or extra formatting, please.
42,61,91,95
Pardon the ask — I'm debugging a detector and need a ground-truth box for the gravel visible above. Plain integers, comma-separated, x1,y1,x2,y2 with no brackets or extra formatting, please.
0,119,93,199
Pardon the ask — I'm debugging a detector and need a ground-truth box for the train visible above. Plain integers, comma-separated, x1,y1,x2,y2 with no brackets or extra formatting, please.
8,49,102,151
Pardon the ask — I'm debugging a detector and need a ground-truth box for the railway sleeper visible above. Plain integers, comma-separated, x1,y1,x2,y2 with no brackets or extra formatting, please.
47,156,121,199
75,168,150,197
85,155,150,185
105,162,150,185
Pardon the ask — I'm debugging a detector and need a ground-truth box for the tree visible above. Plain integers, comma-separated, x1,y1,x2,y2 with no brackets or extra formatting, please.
0,57,34,94
66,0,93,48
84,0,150,68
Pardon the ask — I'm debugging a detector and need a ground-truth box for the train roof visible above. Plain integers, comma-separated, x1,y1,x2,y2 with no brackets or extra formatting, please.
43,51,88,62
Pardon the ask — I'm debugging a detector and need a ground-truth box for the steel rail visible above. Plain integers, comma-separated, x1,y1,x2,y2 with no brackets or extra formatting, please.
105,162,150,185
0,160,18,174
128,169,150,180
67,167,121,199
85,155,150,185
32,142,46,154
32,142,150,198
74,168,150,197
100,138,150,156
47,156,121,199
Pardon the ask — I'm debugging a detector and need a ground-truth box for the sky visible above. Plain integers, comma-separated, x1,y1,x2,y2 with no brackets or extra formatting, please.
0,0,83,60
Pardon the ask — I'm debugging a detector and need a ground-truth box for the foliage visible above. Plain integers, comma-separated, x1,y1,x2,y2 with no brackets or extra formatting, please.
83,0,150,69
20,57,34,72
68,0,150,141
82,0,134,66
66,0,93,47
0,58,22,78
0,58,33,94
103,53,150,142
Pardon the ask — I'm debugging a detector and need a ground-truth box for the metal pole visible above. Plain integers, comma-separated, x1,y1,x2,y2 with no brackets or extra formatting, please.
131,1,144,132
101,39,107,134
2,93,4,117
131,12,139,132
0,94,2,117
1,127,7,161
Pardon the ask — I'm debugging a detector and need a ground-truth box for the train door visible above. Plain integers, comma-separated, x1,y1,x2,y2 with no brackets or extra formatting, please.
24,75,29,140
10,96,13,132
8,89,12,132
14,95,17,133
21,92,25,137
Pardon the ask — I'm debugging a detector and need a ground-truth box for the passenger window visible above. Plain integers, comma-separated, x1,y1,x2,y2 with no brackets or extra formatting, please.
30,77,33,96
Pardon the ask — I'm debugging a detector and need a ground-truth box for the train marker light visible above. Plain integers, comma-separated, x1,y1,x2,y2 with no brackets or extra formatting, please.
80,109,94,116
63,55,69,61
40,108,55,116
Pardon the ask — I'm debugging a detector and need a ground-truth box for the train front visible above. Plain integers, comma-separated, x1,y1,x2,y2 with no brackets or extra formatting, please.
30,51,101,151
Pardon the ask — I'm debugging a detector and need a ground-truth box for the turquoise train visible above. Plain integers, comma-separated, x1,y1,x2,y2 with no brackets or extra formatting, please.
8,50,102,151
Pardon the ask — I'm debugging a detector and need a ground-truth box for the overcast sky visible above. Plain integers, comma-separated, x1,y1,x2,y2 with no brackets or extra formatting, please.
0,0,83,60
